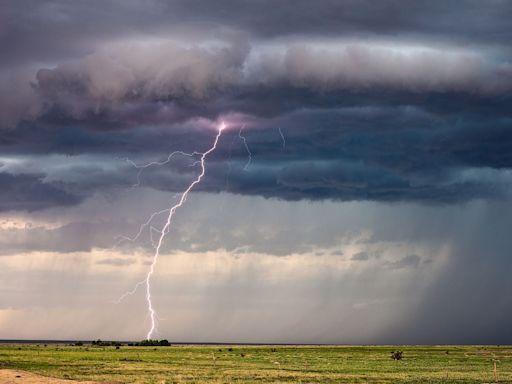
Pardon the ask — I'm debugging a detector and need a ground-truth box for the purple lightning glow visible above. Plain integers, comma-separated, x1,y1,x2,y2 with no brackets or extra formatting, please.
124,122,226,339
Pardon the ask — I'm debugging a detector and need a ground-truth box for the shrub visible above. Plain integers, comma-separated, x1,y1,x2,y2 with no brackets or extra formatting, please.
133,339,171,346
91,340,123,347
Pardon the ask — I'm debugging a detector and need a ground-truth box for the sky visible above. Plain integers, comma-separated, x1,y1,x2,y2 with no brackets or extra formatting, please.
1,0,512,343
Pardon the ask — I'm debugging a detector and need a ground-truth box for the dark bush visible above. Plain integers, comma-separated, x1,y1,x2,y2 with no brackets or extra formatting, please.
91,339,123,347
133,339,171,346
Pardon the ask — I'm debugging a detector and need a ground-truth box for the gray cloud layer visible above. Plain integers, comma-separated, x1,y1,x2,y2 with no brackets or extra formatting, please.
2,40,511,127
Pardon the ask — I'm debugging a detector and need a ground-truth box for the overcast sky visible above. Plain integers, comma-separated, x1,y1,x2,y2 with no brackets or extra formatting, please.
1,0,512,343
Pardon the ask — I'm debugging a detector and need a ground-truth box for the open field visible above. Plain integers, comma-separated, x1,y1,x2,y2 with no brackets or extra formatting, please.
1,344,511,383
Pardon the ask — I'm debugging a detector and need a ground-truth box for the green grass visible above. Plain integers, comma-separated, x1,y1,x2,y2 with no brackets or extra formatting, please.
1,344,511,383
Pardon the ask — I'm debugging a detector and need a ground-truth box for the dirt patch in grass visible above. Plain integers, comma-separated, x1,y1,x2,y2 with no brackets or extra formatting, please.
0,369,113,384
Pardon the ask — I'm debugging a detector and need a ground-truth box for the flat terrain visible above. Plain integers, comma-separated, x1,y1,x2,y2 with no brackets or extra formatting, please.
0,344,511,383
0,369,108,384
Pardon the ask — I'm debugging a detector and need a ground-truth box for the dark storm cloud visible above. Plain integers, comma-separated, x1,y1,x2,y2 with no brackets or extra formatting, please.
2,0,512,127
167,0,512,44
0,172,81,212
1,104,512,209
3,40,510,127
1,0,512,209
2,0,512,69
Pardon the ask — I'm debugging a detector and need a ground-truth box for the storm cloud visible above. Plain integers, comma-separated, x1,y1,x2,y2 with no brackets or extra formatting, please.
1,1,512,207
1,0,512,343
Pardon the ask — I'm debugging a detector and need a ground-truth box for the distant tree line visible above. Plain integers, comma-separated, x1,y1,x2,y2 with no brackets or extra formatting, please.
128,339,171,346
80,339,171,347
91,340,122,347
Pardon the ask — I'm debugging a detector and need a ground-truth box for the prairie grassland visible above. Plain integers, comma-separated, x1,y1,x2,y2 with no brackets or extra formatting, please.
1,344,511,383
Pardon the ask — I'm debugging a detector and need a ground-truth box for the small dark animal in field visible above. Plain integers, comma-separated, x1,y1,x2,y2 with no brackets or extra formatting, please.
390,350,403,360
218,348,222,352
228,348,233,352
116,346,120,349
240,353,245,357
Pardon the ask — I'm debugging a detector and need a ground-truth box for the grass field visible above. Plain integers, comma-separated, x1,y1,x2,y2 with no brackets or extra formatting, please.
1,344,511,383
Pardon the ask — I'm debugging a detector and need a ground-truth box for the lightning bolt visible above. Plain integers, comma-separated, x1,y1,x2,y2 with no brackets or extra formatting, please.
125,150,202,189
238,125,252,171
278,127,286,149
115,208,170,246
113,279,146,304
122,122,226,340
